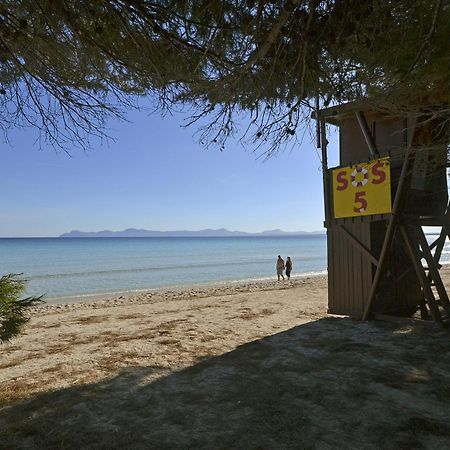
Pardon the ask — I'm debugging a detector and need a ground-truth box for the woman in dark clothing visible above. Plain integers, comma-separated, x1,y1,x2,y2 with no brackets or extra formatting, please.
285,256,292,280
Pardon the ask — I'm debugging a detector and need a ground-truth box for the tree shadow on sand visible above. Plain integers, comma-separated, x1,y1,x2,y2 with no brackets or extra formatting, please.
2,317,450,450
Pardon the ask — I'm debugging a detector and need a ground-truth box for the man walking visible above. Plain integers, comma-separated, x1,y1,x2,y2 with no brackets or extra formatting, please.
276,255,285,281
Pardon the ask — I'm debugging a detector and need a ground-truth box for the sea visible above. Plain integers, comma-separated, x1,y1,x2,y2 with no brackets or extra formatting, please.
0,236,327,302
0,234,448,303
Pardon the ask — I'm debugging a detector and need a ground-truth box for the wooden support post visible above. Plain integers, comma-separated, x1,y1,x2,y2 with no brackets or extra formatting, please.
429,231,446,252
315,96,321,149
355,111,380,159
427,229,445,287
400,225,443,326
320,119,330,222
431,201,450,261
362,144,416,320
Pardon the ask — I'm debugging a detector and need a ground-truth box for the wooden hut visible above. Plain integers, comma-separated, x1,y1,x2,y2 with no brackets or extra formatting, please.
315,101,449,324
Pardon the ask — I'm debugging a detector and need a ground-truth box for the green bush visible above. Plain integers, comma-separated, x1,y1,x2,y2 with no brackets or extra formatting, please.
0,274,44,343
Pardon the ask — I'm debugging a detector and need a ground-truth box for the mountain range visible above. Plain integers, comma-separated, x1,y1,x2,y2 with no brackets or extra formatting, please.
59,228,324,238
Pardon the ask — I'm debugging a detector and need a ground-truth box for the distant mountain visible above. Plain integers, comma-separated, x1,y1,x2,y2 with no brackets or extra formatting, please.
59,228,325,238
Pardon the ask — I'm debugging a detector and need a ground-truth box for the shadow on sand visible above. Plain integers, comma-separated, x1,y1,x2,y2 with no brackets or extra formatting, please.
2,317,450,449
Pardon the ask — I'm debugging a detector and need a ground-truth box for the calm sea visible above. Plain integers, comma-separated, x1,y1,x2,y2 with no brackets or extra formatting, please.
1,235,447,302
0,236,328,301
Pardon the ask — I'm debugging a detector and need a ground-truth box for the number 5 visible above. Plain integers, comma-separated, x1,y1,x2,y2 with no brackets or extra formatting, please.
353,191,368,213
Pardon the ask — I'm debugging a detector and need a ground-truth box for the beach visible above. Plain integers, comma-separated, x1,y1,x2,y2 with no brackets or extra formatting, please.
1,276,328,400
2,271,450,448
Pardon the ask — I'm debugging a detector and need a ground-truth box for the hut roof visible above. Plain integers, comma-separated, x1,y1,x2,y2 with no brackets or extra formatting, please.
312,100,374,126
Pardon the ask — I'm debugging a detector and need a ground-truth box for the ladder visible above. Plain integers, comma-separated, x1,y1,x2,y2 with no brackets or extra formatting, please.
399,218,450,326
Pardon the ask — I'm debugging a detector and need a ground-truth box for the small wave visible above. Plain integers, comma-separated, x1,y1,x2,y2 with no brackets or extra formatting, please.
27,259,279,280
230,270,327,284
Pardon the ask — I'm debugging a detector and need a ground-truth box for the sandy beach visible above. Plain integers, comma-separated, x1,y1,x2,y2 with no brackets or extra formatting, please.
2,271,450,449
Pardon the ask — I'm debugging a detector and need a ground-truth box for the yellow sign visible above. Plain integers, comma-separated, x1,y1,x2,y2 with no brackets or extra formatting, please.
332,157,392,219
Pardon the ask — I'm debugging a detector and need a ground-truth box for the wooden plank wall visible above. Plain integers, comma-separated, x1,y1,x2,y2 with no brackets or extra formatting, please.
327,218,373,319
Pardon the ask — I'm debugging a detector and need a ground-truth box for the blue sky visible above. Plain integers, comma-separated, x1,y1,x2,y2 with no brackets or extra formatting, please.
0,108,339,237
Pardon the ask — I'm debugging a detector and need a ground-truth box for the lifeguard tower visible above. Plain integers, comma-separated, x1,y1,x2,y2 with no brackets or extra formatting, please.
315,101,449,325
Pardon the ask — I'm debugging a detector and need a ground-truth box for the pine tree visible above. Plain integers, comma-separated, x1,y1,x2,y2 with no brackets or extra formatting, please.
0,1,448,153
0,274,43,343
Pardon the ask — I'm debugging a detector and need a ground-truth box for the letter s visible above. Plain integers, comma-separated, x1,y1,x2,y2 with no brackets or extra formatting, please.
336,170,348,191
371,161,386,185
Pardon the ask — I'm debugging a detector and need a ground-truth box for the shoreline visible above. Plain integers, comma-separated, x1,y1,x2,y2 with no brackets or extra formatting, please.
41,270,327,307
32,272,328,316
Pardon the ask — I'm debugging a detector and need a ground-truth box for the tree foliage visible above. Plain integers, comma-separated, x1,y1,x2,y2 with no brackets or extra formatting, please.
0,0,449,153
0,274,43,343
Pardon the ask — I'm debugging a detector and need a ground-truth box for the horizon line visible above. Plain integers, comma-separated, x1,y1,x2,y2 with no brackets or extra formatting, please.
1,228,326,239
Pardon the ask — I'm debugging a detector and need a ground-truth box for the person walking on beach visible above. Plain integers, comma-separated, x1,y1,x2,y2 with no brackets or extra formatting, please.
286,256,292,280
276,255,285,281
